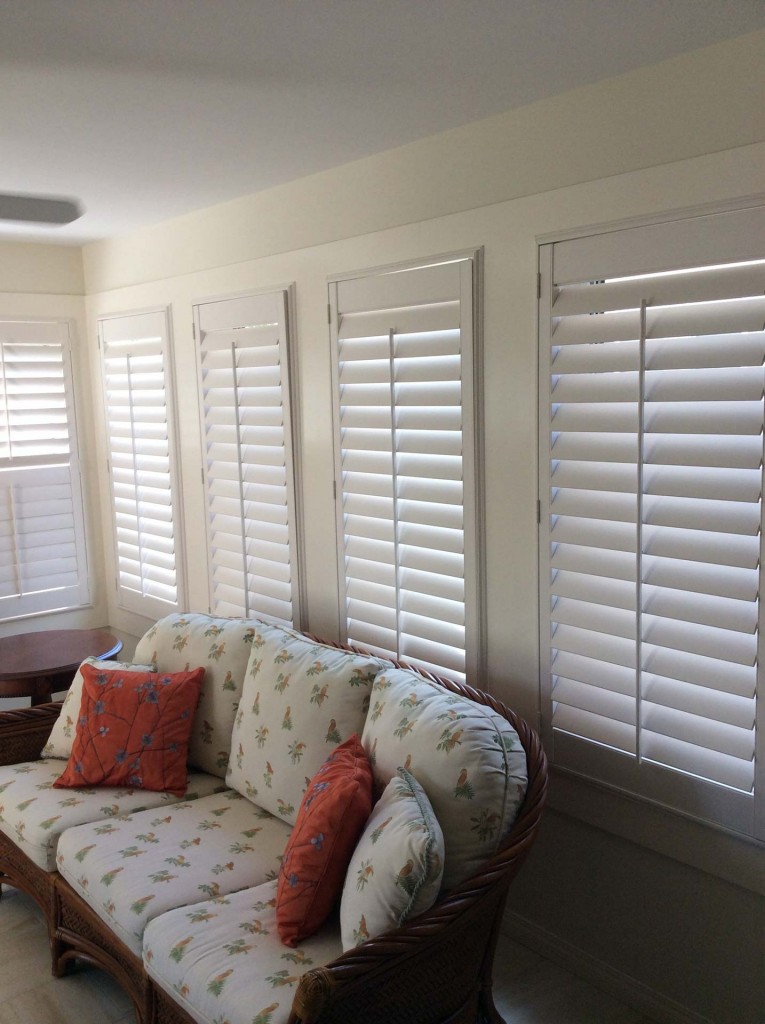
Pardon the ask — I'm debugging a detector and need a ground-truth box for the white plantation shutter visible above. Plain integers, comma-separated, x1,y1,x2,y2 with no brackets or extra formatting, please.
99,309,185,618
195,290,300,624
539,205,765,839
0,320,89,617
330,256,481,682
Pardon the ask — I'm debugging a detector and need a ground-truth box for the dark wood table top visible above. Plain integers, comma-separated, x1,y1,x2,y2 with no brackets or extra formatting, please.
0,628,122,681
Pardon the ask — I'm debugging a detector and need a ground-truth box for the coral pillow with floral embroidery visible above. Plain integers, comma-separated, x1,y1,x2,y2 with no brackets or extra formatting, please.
53,663,205,797
276,734,373,946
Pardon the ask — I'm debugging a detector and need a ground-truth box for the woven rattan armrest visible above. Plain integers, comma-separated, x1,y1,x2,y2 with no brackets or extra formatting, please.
289,708,547,1024
0,703,61,765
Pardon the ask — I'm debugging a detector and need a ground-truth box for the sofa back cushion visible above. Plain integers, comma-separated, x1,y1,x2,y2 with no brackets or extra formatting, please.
134,614,278,778
361,667,528,889
226,624,381,824
42,657,156,760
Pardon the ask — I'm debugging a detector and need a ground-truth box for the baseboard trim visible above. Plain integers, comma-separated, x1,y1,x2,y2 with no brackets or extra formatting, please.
502,910,714,1024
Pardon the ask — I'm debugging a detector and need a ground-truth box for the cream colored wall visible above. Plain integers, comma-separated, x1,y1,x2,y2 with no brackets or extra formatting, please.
71,31,765,1023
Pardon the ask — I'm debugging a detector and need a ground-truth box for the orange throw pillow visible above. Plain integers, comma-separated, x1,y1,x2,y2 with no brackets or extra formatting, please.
277,734,373,946
53,663,204,797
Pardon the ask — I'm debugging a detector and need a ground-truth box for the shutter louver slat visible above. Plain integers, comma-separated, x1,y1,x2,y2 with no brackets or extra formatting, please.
541,221,764,836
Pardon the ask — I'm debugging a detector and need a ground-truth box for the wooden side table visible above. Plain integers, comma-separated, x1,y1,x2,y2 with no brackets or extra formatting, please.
0,628,123,706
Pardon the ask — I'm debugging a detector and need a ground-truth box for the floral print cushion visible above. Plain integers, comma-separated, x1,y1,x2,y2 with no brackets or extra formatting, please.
340,767,444,950
56,791,292,956
0,759,225,872
226,623,382,825
42,658,156,760
144,880,341,1024
134,613,282,778
361,668,528,889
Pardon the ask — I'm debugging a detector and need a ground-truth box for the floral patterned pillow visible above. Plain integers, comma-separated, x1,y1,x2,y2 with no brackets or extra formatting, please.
361,668,528,889
340,767,444,950
226,624,381,825
43,658,156,760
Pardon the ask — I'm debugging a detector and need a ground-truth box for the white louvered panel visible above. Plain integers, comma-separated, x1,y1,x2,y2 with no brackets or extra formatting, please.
542,222,765,832
196,290,298,624
0,322,89,617
332,257,476,682
99,310,182,616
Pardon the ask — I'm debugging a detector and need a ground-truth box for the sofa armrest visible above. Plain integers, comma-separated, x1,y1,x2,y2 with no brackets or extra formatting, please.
290,707,547,1024
0,703,61,765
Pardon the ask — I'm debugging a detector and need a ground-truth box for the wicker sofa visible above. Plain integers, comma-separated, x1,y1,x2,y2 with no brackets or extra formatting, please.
0,613,546,1024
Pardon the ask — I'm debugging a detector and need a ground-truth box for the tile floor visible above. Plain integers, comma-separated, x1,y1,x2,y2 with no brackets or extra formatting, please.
0,884,657,1024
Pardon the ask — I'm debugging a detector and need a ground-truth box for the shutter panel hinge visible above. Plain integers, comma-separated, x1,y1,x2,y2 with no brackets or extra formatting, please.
537,272,542,300
536,499,541,524
333,480,337,500
327,303,331,325
192,322,197,341
201,467,204,486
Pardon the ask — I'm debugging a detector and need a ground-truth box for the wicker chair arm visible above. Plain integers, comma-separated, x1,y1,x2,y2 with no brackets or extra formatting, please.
0,703,61,765
290,707,547,1024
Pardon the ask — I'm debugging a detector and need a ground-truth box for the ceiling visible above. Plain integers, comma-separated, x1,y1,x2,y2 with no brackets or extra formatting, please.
1,0,764,246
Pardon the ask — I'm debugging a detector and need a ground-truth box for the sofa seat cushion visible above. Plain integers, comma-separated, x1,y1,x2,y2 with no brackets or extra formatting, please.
361,667,528,889
56,791,292,956
134,613,281,778
0,759,225,872
144,880,342,1024
226,623,382,825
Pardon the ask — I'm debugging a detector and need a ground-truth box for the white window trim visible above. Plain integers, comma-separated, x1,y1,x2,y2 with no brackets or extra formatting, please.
98,306,187,620
192,285,303,627
0,317,90,620
328,249,485,683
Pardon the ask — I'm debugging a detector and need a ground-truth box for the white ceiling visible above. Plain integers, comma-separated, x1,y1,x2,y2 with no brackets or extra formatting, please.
1,0,764,246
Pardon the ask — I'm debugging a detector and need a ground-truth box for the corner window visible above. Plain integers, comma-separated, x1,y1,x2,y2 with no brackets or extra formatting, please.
0,319,89,618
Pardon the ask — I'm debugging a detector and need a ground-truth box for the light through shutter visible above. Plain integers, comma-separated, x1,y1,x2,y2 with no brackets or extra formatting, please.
195,290,300,624
99,309,184,618
539,205,765,838
0,320,89,617
330,257,481,682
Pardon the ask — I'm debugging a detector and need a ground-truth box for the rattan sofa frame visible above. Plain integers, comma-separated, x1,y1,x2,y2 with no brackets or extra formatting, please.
0,645,547,1024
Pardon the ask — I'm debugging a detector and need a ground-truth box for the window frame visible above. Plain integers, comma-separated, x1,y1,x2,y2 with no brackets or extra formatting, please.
537,202,765,843
98,306,187,621
328,250,485,684
192,286,303,627
0,317,90,620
